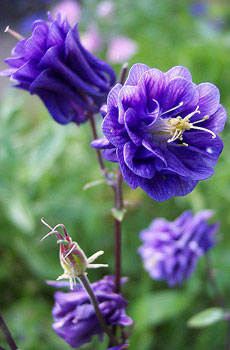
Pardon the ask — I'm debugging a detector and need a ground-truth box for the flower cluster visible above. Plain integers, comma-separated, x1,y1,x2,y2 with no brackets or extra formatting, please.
92,64,226,201
138,210,218,286
48,276,132,347
1,13,115,124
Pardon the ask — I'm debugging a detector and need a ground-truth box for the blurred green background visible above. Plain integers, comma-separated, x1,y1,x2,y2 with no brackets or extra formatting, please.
0,0,230,349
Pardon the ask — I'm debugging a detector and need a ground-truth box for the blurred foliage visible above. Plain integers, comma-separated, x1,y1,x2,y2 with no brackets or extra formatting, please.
0,0,230,349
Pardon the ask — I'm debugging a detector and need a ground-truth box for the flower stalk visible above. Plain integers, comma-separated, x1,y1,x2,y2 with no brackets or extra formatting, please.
0,313,18,350
78,274,118,346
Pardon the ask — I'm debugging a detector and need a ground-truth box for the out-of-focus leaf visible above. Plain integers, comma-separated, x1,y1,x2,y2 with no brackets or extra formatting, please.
187,307,225,328
131,290,190,328
5,189,35,234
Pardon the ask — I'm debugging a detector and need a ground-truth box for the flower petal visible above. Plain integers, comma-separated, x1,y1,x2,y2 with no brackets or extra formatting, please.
165,66,192,83
117,149,139,189
161,77,199,116
196,83,220,116
125,63,150,86
124,141,156,179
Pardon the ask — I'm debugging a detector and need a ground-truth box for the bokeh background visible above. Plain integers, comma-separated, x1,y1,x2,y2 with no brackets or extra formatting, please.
0,0,230,349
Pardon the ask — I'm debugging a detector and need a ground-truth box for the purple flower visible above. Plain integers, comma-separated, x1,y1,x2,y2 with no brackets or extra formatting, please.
92,64,226,201
1,13,115,125
50,276,132,347
138,210,218,286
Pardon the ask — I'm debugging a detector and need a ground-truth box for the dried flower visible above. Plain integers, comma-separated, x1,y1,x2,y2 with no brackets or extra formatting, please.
138,210,218,286
49,276,132,347
2,13,115,124
92,64,226,201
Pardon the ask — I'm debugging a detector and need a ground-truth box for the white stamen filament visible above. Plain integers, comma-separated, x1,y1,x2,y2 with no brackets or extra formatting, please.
161,101,184,116
4,26,25,41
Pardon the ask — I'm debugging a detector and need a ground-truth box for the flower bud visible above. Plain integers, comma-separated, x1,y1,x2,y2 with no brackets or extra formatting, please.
41,219,108,289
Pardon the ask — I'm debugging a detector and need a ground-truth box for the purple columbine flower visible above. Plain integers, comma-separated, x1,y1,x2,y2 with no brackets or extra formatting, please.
138,210,218,286
1,13,115,125
92,64,226,201
49,276,132,347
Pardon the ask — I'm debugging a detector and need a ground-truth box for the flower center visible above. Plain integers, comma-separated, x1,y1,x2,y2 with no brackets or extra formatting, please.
167,105,216,146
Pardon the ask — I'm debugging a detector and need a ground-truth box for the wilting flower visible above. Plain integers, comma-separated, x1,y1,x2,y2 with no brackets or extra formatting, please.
107,36,138,64
92,64,226,201
1,13,115,124
138,210,218,286
41,219,108,289
49,276,132,347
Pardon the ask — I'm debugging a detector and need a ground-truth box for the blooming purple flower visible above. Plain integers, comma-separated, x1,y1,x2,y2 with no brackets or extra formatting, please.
92,64,226,201
50,276,132,347
138,210,218,286
1,13,115,125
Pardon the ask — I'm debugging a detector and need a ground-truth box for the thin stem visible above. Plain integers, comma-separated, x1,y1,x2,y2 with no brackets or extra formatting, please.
0,346,8,350
78,274,118,346
118,62,129,85
88,113,106,174
205,254,226,309
226,316,230,350
0,313,18,350
113,171,123,294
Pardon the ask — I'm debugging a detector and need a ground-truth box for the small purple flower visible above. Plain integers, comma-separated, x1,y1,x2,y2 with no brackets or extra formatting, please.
1,13,115,125
92,64,226,201
138,210,218,286
50,276,132,347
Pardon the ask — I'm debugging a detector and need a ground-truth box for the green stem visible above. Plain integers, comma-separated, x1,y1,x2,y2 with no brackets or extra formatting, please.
78,274,118,346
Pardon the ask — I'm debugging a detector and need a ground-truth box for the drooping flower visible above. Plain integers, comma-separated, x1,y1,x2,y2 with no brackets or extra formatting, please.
1,13,115,125
138,210,218,286
48,276,132,348
41,219,108,289
92,64,226,201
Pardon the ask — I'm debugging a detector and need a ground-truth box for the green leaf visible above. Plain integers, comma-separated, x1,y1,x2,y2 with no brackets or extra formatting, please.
111,207,127,222
187,307,225,328
131,290,190,329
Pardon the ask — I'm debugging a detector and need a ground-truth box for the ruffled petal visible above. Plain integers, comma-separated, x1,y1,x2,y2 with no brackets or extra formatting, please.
125,63,150,86
117,149,139,189
196,83,220,116
124,141,156,179
161,77,199,116
165,66,192,83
